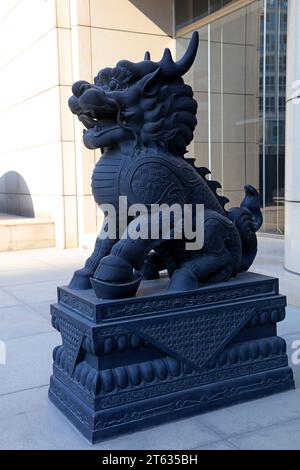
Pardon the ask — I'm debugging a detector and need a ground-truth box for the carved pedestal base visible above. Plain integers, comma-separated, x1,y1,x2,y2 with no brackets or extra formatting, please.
49,272,294,443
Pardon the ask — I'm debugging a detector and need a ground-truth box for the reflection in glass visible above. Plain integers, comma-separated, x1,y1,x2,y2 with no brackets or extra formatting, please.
259,0,287,234
175,0,238,31
176,0,287,235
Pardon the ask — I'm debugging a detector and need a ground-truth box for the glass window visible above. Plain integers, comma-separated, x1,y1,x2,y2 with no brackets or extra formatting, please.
176,0,288,235
175,0,238,31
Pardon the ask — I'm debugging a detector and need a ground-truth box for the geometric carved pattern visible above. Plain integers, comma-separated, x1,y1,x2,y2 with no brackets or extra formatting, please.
130,307,255,371
102,284,272,319
58,316,85,375
59,290,94,318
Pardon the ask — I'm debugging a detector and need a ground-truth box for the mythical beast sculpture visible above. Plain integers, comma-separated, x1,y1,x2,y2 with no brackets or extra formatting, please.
68,32,262,298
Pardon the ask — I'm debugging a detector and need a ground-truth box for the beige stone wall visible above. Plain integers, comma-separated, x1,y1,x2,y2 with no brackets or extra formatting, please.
0,0,173,248
69,0,174,248
0,0,76,248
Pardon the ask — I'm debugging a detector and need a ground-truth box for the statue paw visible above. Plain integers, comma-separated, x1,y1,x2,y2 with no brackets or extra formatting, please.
92,255,140,299
168,268,198,292
69,269,93,290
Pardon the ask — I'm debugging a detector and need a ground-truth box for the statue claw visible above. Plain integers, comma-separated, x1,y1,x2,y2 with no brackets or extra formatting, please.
69,269,93,290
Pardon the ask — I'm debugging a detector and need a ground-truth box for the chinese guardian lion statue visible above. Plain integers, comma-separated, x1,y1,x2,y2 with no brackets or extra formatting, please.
68,32,262,299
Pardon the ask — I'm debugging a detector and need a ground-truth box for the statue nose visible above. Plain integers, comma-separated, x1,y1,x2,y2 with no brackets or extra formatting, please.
71,80,91,98
78,87,107,107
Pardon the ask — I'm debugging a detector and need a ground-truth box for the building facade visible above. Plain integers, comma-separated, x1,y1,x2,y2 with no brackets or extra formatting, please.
176,0,287,235
0,0,298,272
0,0,174,249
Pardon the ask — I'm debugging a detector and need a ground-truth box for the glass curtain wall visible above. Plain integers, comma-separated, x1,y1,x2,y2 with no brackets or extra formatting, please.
176,0,288,234
175,0,239,31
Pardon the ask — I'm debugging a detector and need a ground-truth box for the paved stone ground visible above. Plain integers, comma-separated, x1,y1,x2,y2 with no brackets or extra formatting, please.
1,238,300,450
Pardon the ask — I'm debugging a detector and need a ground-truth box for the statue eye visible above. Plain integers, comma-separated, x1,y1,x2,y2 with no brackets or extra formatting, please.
109,80,118,90
79,83,90,95
72,80,91,97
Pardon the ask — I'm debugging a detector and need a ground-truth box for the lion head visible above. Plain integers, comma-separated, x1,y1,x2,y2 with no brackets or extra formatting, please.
68,32,199,156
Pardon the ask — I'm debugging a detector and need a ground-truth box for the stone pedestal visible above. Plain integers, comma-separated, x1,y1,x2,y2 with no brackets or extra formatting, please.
49,272,294,443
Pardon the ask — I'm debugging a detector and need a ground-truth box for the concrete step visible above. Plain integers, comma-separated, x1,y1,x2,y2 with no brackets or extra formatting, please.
0,214,55,251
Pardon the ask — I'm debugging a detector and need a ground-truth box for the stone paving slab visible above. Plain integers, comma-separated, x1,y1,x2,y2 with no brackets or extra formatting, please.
0,304,52,340
278,306,300,336
0,331,60,395
195,440,239,450
0,244,300,449
0,267,73,287
2,279,69,305
27,300,55,321
90,416,222,451
0,386,222,450
0,387,92,450
0,386,49,422
228,417,300,450
199,389,300,438
0,287,22,308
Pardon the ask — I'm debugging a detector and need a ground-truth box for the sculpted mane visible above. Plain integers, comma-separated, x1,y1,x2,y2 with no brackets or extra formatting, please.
93,64,197,155
139,80,197,155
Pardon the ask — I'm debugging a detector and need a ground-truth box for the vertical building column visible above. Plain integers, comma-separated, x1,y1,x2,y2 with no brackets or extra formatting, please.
69,0,174,249
69,0,99,249
285,0,300,273
56,0,79,248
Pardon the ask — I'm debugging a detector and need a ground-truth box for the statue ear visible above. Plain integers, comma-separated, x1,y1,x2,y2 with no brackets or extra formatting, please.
142,68,163,97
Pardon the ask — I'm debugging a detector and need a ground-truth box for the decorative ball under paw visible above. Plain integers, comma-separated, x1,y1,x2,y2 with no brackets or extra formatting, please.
94,254,134,282
92,254,141,299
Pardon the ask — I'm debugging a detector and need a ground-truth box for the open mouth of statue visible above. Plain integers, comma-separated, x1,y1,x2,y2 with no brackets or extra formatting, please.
78,111,118,130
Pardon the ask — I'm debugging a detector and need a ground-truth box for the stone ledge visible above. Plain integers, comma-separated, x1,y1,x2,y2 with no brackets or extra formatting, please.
0,214,55,251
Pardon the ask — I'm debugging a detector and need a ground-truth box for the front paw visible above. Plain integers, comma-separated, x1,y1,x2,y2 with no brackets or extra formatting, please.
69,269,93,290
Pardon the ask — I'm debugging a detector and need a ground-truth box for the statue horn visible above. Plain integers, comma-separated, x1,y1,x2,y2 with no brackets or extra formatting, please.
117,31,198,80
159,31,199,78
161,47,173,64
176,31,199,75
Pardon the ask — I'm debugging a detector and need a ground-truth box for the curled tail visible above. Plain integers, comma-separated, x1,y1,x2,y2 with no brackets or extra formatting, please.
184,158,262,273
227,185,262,272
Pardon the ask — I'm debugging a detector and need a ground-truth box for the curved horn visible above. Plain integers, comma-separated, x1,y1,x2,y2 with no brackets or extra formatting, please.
117,31,199,80
159,31,199,78
176,31,199,75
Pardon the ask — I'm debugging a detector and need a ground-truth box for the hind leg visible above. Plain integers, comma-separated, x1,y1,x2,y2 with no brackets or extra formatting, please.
182,250,234,284
169,210,241,289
